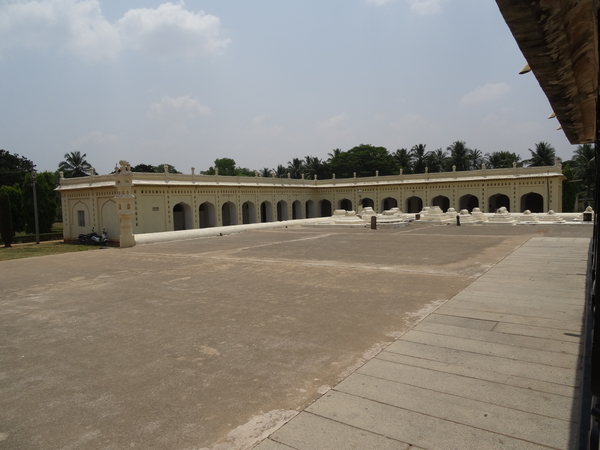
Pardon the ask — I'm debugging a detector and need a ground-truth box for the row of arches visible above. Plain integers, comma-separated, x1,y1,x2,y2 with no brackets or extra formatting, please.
173,199,334,230
170,192,546,230
404,192,544,214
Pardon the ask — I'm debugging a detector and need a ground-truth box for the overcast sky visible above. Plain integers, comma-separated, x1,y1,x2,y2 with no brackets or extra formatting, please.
0,0,574,175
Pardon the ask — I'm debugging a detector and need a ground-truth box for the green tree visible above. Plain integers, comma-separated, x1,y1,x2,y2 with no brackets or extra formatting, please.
327,148,343,161
447,141,471,171
22,172,57,234
1,185,24,232
485,151,522,169
273,164,287,178
393,148,413,174
287,158,305,179
203,158,252,176
259,167,272,177
410,144,427,174
329,144,397,178
570,143,596,200
58,151,92,177
561,163,577,212
526,142,556,167
468,148,483,170
304,156,328,179
0,149,35,187
425,148,448,172
156,164,180,174
131,163,157,172
0,188,14,247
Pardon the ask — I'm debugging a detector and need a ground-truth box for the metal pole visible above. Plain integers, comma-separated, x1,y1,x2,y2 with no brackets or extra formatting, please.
32,171,40,244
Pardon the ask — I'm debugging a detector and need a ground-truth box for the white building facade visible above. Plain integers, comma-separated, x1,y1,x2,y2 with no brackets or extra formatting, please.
57,161,565,245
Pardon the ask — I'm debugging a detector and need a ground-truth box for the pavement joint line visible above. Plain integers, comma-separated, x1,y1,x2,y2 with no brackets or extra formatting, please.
284,411,414,448
347,370,577,424
319,390,565,450
398,334,580,369
364,355,578,399
410,325,582,356
432,311,584,332
382,341,581,379
263,438,299,449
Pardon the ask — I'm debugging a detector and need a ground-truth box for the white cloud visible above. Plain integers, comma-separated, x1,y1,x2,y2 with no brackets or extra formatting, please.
146,95,212,122
317,113,348,131
391,113,438,133
407,0,445,15
460,82,511,106
0,0,121,62
72,130,119,147
117,2,230,61
248,114,284,138
0,0,229,63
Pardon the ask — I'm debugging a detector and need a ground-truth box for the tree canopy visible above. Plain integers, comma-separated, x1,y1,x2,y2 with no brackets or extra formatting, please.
0,149,35,187
329,144,397,178
59,151,92,177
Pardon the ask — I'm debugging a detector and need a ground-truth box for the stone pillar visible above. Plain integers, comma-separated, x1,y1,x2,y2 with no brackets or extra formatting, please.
113,160,136,247
115,196,136,248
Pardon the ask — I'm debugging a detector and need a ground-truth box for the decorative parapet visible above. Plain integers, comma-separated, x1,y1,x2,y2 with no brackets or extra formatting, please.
56,164,565,191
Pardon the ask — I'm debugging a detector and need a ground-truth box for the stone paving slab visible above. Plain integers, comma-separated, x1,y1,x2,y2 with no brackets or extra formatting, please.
375,352,578,397
356,359,574,420
255,237,589,450
414,321,581,355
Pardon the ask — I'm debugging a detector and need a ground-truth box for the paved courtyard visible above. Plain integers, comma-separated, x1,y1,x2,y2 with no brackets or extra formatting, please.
0,223,592,449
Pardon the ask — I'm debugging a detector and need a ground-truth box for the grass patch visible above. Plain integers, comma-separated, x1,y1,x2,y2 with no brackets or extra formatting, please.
0,241,104,262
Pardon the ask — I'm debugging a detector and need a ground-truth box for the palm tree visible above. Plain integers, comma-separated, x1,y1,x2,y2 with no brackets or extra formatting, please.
287,158,305,179
59,151,92,177
327,148,343,161
468,148,483,170
304,156,327,179
447,141,470,171
425,148,448,172
571,143,596,199
526,141,556,166
410,144,427,174
259,167,271,177
274,164,287,178
485,151,522,169
393,148,413,173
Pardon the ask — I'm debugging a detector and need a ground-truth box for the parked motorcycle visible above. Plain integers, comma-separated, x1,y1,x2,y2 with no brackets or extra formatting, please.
77,228,109,246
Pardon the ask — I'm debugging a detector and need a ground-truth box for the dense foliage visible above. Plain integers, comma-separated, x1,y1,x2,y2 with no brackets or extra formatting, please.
0,188,14,247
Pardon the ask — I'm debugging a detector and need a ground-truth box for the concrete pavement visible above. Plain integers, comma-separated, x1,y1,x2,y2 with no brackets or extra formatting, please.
255,236,590,450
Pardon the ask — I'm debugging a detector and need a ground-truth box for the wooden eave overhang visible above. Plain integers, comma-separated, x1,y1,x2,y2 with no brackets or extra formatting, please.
495,0,598,144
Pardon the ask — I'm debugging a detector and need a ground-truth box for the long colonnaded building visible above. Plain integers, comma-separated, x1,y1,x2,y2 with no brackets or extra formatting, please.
57,160,565,246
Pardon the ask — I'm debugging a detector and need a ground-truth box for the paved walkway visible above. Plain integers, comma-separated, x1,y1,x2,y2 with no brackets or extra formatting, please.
254,237,590,450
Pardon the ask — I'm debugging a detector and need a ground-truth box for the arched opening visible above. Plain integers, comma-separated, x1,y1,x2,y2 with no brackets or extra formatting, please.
173,202,192,230
100,200,119,240
431,195,450,213
382,197,398,211
222,201,237,226
305,200,315,218
277,200,288,221
406,196,423,213
488,194,510,212
338,198,352,211
319,199,332,217
361,198,375,209
260,201,273,223
459,194,479,213
292,200,302,220
199,202,216,228
521,192,544,213
242,201,256,224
